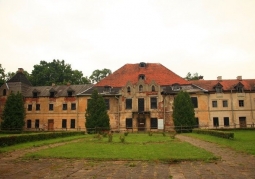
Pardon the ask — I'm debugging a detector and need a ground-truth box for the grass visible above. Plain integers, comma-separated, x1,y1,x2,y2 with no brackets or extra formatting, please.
185,130,255,155
25,133,216,162
0,135,86,153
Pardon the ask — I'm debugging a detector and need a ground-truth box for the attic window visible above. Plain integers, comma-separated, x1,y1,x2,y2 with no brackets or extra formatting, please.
67,87,74,97
127,86,131,93
32,89,40,98
49,88,56,98
152,85,155,92
104,85,111,92
139,85,143,92
3,89,6,96
214,83,223,93
139,62,146,67
235,83,244,93
139,74,145,80
172,84,181,91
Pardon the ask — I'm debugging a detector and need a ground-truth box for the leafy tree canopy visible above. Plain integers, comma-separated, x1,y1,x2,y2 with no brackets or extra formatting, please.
85,90,110,132
89,68,112,83
29,59,90,86
185,72,203,81
1,92,25,130
0,64,6,86
172,91,196,132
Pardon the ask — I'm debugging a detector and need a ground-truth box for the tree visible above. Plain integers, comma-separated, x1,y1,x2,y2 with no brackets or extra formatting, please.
85,90,110,133
172,91,196,133
1,92,25,130
0,64,6,86
29,59,91,86
185,72,203,81
89,68,112,83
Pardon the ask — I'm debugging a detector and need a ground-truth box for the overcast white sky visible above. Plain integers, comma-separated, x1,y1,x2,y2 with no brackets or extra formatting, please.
0,0,254,80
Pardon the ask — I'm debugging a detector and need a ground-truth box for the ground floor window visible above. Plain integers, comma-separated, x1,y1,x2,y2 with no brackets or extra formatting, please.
126,118,132,129
150,118,158,129
27,119,31,128
70,119,75,128
35,119,39,128
224,117,229,126
195,118,199,127
62,119,67,128
213,117,219,127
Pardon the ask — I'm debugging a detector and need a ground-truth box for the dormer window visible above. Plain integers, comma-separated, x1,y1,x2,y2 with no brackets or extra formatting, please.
172,83,181,91
139,62,146,67
139,85,143,92
152,85,155,92
67,87,74,97
127,86,131,93
32,89,40,98
49,88,56,98
235,83,244,93
214,83,223,93
104,85,111,93
139,74,145,80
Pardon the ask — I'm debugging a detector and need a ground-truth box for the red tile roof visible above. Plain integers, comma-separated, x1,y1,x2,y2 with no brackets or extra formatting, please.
191,79,255,91
95,63,190,87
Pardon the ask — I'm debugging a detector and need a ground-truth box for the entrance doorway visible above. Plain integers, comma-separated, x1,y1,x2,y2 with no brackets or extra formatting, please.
239,117,246,128
138,117,145,131
48,119,54,131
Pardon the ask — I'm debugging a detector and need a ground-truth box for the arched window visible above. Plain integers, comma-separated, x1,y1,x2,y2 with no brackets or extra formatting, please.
139,85,143,92
127,86,131,93
3,89,6,96
152,85,155,92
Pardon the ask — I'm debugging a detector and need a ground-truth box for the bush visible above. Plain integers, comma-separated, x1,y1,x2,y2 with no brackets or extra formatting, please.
148,131,153,136
119,135,125,143
0,131,84,147
108,133,113,142
124,132,129,136
193,129,234,139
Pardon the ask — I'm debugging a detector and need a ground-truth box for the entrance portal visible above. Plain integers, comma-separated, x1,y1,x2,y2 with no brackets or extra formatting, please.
138,118,145,131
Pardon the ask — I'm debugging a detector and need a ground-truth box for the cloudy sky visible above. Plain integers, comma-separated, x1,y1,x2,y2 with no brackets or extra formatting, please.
0,0,254,80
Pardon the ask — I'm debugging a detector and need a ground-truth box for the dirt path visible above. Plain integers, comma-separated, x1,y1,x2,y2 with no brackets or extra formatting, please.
0,135,255,179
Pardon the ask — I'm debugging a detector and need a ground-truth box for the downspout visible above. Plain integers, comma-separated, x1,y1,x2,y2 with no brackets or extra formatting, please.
115,96,120,131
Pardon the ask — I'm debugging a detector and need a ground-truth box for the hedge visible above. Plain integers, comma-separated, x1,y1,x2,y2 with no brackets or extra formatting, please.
192,129,234,139
0,131,84,147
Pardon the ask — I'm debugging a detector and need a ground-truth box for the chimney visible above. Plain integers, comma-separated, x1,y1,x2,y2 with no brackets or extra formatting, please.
17,68,24,73
198,76,204,80
217,76,222,81
237,76,242,81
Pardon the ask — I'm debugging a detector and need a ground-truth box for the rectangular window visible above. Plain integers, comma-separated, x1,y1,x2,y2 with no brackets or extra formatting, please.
126,99,132,109
150,118,158,129
239,100,244,107
71,103,76,110
224,117,229,127
213,117,219,127
62,104,67,110
28,104,32,111
223,100,228,107
191,97,198,108
68,91,73,97
49,104,54,111
126,118,132,129
27,119,31,128
105,99,110,110
195,117,199,127
36,104,40,111
62,119,67,128
35,119,39,128
33,92,38,98
212,101,217,108
50,92,55,98
150,97,157,109
70,119,75,128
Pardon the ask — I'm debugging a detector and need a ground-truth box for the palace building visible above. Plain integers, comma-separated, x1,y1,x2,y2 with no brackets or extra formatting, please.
0,63,254,131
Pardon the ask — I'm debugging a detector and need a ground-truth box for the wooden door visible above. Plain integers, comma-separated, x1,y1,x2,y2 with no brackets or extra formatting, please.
239,117,246,128
48,119,54,131
138,117,145,131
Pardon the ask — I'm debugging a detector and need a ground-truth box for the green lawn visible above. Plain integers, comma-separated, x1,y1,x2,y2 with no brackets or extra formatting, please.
185,130,255,155
0,135,86,153
25,133,216,162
